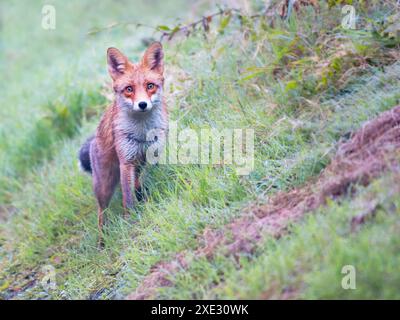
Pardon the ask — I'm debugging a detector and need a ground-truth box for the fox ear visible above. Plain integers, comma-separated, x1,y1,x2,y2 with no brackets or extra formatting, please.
141,42,164,74
107,47,128,80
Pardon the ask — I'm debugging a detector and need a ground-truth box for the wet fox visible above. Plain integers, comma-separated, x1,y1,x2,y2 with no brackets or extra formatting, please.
79,42,168,243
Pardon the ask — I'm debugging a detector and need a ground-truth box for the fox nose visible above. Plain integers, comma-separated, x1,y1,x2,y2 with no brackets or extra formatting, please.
138,101,147,110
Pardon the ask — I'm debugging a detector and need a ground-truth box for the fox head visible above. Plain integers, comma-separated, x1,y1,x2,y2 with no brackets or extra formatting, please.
107,42,164,114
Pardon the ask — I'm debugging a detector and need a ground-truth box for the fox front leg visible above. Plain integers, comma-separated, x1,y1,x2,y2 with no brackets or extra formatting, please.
120,162,136,217
134,164,146,202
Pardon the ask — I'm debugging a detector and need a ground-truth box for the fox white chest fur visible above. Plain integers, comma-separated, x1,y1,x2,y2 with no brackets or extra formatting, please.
114,106,168,162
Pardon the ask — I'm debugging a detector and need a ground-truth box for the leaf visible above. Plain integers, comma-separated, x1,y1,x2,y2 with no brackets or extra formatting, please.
285,80,298,92
168,25,181,40
240,71,264,82
157,25,171,31
0,280,10,291
218,12,232,33
239,66,273,82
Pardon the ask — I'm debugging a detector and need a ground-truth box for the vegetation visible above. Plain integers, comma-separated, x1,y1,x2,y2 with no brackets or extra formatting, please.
0,0,399,299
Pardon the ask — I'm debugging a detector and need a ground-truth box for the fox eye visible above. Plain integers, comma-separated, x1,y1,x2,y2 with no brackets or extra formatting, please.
125,86,133,93
147,83,155,90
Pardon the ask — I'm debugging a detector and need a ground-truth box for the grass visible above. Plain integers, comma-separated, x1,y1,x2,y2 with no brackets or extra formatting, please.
159,172,400,299
0,0,399,299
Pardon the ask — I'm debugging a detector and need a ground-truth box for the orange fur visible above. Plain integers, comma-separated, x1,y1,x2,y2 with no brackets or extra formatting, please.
79,42,168,246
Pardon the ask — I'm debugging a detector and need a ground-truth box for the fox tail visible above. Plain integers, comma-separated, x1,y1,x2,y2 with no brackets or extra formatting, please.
78,136,94,174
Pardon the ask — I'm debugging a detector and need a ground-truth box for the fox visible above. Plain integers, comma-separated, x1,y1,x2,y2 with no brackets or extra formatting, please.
78,42,168,245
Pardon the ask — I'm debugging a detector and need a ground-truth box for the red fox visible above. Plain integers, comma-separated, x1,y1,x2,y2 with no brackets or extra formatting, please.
79,42,168,244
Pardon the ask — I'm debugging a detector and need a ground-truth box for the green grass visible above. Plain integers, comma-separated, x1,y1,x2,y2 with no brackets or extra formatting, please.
0,0,399,299
159,172,400,299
